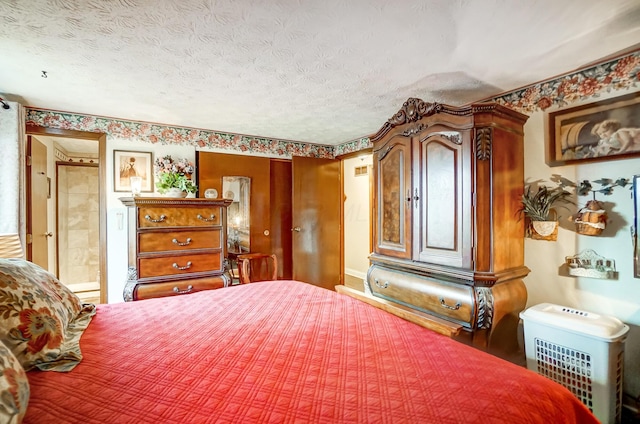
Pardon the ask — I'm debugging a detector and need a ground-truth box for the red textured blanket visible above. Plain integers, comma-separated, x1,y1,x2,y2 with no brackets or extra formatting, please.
25,280,597,423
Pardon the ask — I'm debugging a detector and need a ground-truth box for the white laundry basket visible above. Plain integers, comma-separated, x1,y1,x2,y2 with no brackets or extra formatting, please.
520,303,629,424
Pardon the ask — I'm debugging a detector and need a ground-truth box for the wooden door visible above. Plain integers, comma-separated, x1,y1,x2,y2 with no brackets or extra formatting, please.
372,134,412,259
292,156,341,290
197,152,272,255
27,136,49,269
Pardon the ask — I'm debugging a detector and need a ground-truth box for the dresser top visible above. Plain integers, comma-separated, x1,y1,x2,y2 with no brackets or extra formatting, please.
119,197,233,207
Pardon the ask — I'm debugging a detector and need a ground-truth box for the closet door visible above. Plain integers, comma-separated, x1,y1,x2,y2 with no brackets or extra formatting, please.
196,152,272,255
414,130,472,269
372,134,412,259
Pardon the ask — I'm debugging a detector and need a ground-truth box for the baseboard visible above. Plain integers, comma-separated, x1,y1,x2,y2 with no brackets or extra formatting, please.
345,268,366,280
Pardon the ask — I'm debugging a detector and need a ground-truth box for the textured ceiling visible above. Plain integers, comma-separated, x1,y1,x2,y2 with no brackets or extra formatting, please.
1,0,640,146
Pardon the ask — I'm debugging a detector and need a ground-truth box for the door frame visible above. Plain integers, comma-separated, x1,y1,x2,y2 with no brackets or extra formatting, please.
26,125,108,303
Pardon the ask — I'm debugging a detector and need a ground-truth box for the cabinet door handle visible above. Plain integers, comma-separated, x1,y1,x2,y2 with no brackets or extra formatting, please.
439,297,461,310
172,261,192,270
145,214,166,223
406,189,412,203
172,237,192,246
173,285,193,294
374,278,389,289
196,214,216,222
413,188,420,208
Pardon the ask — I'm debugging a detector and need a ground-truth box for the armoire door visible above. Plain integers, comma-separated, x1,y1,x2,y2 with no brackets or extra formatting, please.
292,156,341,290
372,134,412,259
414,130,472,269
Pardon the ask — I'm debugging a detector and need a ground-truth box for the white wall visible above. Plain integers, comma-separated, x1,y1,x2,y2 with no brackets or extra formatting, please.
522,87,640,398
343,155,372,280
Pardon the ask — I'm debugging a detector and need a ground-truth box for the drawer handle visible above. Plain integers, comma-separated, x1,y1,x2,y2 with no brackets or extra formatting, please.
172,237,192,246
197,214,216,222
439,297,461,310
374,278,389,289
172,261,192,270
173,285,193,294
145,214,166,223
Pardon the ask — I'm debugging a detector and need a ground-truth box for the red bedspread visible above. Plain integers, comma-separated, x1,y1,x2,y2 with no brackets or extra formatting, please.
24,280,597,423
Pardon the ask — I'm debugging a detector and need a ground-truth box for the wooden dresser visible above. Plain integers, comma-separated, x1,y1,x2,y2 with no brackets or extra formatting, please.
120,197,232,301
347,98,530,356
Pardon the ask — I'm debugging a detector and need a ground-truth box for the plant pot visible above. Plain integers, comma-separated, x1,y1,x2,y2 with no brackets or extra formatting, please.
162,188,187,198
529,220,558,241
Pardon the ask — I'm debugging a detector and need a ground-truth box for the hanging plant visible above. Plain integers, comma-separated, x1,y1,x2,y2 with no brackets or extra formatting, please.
550,175,630,236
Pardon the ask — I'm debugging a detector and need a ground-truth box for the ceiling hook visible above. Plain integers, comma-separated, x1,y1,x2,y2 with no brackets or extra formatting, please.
41,70,48,78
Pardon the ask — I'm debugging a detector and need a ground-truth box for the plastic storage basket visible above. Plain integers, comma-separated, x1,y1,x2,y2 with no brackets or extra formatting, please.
520,303,629,424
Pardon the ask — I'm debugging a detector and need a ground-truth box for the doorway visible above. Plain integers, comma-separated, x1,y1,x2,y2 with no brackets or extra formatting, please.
26,125,107,303
56,162,100,303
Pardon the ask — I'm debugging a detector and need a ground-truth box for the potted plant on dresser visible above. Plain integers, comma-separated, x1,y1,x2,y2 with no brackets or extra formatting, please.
518,183,573,241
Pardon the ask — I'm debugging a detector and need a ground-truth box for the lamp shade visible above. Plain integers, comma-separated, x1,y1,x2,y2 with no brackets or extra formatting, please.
0,233,24,258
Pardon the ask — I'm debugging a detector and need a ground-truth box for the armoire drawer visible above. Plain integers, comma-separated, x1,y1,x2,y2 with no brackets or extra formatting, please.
138,229,221,253
134,276,227,300
138,252,222,278
367,265,474,326
138,206,222,228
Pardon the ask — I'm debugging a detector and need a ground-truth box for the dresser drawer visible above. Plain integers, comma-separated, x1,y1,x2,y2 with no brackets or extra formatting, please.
139,229,221,253
134,276,227,300
367,265,474,326
138,206,222,228
138,252,222,278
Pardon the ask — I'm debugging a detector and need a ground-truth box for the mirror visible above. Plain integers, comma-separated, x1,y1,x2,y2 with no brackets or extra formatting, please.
223,176,251,253
634,175,639,278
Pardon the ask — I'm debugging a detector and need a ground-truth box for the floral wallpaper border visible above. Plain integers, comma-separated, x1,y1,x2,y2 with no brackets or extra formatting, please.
492,51,640,114
26,51,639,158
25,110,335,159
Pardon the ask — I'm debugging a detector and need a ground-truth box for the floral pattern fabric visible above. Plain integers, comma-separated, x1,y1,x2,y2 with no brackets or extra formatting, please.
0,259,96,372
0,340,29,423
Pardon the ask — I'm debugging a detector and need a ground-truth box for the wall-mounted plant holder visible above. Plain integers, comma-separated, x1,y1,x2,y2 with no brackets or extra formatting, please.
529,220,558,241
565,249,617,280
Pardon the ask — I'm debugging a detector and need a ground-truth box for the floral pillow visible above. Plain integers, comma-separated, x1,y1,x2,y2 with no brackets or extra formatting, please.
0,259,96,372
0,341,29,423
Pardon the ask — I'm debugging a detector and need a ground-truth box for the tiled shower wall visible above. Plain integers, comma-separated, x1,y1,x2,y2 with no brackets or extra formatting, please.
57,164,99,284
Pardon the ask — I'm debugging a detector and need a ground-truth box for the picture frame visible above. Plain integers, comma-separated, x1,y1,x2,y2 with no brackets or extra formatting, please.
113,150,154,192
546,91,640,167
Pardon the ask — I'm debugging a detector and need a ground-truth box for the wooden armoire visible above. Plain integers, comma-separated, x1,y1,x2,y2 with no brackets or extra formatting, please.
365,98,529,355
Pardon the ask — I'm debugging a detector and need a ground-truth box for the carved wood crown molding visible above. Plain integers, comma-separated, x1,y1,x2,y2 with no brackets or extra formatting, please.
389,98,441,126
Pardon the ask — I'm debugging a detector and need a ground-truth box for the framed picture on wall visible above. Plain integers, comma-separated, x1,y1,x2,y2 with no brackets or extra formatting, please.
113,150,154,192
546,91,640,167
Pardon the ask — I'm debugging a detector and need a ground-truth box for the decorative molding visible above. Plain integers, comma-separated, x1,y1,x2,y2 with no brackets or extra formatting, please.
123,267,138,302
475,287,494,330
475,127,492,160
402,123,427,136
424,131,462,145
389,98,441,126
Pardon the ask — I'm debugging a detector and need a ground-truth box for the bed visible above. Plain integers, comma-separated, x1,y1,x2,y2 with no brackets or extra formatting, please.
0,260,597,423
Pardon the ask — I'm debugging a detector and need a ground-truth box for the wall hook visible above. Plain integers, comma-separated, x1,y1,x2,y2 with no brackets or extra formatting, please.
41,70,48,78
0,97,9,109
